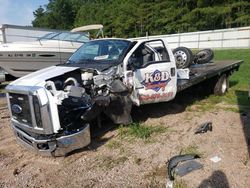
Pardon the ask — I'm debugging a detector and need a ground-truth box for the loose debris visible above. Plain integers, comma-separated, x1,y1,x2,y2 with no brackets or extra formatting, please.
1,99,250,187
167,154,200,180
210,156,222,163
175,160,203,177
195,121,212,134
166,154,202,188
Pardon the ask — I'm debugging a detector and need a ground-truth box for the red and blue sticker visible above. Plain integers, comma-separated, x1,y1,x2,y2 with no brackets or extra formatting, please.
141,69,171,92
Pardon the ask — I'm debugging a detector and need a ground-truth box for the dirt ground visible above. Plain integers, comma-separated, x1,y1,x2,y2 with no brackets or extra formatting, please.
1,93,250,188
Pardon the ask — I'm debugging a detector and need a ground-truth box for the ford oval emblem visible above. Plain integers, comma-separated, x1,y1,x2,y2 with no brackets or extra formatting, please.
12,104,22,114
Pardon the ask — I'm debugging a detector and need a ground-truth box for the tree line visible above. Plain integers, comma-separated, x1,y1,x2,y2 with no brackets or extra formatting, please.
32,0,250,38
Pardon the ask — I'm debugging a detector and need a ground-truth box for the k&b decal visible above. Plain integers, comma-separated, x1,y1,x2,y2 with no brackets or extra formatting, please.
141,69,171,92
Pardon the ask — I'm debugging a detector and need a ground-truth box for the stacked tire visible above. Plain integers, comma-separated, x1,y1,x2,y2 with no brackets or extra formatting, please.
194,49,214,64
172,47,214,68
173,47,193,69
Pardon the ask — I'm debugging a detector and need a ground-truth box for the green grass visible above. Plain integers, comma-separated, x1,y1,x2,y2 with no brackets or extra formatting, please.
214,49,250,89
0,82,8,93
186,95,223,112
95,155,128,169
187,49,250,112
180,144,204,157
173,180,188,188
214,49,250,106
106,140,122,149
186,94,243,113
118,122,167,140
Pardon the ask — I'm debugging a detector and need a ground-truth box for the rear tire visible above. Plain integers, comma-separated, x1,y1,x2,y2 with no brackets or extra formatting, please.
214,74,229,95
173,47,193,69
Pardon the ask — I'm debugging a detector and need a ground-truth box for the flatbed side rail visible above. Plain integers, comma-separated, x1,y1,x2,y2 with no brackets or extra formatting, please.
177,60,243,92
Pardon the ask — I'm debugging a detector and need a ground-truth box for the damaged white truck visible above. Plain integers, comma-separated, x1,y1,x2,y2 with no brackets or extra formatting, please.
5,38,242,156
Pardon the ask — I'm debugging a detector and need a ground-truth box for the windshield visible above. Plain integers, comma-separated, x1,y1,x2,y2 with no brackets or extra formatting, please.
68,39,131,64
39,32,59,40
56,32,89,42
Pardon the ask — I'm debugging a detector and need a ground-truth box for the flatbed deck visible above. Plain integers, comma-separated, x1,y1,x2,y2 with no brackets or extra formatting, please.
177,60,243,92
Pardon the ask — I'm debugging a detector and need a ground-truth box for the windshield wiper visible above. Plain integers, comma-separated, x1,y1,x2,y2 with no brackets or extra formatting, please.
77,59,97,64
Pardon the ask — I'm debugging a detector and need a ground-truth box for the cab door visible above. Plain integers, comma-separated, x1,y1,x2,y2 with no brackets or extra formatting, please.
124,39,177,105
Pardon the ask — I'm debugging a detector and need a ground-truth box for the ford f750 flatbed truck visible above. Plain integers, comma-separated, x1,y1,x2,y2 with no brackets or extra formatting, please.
5,38,242,156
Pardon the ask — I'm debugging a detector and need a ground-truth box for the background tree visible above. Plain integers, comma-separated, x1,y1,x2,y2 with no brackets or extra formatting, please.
32,0,250,37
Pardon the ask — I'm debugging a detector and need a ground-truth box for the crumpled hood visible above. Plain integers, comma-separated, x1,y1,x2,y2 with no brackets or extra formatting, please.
8,66,79,87
58,61,117,72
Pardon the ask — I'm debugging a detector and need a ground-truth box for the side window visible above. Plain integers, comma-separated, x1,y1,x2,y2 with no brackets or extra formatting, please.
76,35,89,43
146,40,170,62
128,44,155,69
128,40,170,70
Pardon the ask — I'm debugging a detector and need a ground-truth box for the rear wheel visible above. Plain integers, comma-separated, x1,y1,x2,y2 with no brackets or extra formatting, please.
202,74,229,96
214,74,229,95
173,47,193,69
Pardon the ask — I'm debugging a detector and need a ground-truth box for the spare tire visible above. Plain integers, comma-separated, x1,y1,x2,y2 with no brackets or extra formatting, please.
173,47,193,69
194,48,214,64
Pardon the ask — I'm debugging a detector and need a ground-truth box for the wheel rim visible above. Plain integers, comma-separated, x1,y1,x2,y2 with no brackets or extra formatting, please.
198,51,208,60
174,50,187,67
221,78,227,93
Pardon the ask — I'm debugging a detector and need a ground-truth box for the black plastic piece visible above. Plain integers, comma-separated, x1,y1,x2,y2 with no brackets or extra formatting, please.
167,154,200,181
195,122,212,134
175,160,203,177
109,79,128,94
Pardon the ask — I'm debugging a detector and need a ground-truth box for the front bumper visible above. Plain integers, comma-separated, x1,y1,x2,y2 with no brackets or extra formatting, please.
12,123,91,156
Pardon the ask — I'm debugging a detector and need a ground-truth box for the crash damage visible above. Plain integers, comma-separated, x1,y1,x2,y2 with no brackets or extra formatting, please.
6,39,135,156
5,38,242,156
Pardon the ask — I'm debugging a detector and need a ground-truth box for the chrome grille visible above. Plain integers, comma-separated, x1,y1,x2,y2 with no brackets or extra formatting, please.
7,88,54,134
9,93,32,126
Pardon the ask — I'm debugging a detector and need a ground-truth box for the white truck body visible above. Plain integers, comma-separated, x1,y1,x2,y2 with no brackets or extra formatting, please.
5,38,242,156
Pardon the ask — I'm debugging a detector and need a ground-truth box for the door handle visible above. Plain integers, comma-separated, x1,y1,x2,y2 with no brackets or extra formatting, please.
171,67,175,77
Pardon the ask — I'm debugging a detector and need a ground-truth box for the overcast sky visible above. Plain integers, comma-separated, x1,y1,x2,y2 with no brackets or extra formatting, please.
0,0,48,26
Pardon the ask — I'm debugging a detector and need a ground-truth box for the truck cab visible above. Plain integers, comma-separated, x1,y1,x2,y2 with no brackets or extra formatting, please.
123,39,177,105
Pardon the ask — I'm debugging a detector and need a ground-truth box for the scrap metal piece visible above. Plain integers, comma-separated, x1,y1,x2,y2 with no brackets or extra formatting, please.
210,156,222,163
175,160,203,177
195,122,212,134
167,154,200,181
